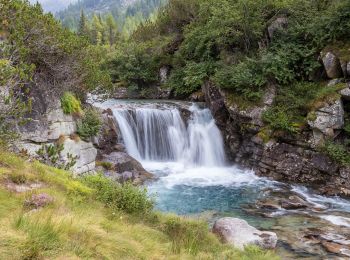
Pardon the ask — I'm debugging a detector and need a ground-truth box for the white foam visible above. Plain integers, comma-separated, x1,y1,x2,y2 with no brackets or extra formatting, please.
144,163,262,189
320,215,350,227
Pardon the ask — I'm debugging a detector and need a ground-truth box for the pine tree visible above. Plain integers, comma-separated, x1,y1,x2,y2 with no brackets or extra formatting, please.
78,10,89,38
91,14,103,45
105,13,118,45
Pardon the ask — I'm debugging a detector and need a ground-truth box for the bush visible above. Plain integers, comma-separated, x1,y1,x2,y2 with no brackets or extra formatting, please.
83,174,154,215
8,172,27,184
262,107,298,134
61,92,82,115
213,59,266,102
322,141,350,166
161,215,215,254
77,108,102,140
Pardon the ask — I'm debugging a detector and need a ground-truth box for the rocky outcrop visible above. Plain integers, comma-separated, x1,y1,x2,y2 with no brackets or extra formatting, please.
212,217,278,250
203,79,350,197
308,99,344,145
98,151,153,184
61,138,97,175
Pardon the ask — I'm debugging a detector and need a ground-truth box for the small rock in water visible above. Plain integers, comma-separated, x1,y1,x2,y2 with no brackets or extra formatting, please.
212,217,278,250
280,196,309,210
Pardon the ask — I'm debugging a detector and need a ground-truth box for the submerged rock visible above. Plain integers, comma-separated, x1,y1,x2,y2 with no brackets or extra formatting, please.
212,217,278,250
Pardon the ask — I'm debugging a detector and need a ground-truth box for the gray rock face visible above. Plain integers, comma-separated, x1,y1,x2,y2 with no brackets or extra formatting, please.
267,16,288,40
322,52,343,79
212,217,278,250
61,138,97,175
47,108,76,140
204,82,350,197
101,151,153,184
308,99,344,144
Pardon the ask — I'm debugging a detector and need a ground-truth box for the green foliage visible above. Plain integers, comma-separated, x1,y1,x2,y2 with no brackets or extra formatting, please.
263,81,342,134
83,174,154,215
161,215,213,254
77,108,102,140
322,141,350,166
60,92,82,115
214,59,266,102
96,161,114,170
36,143,77,170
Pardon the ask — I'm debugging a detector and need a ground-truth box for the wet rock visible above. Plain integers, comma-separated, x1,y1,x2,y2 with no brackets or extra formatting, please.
24,193,53,209
114,144,126,152
280,196,308,210
212,217,278,250
93,109,119,153
321,52,343,79
322,241,350,257
114,87,128,99
189,90,205,102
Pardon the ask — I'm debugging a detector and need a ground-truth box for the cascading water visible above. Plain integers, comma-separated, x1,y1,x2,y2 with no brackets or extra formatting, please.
94,99,350,258
112,104,226,167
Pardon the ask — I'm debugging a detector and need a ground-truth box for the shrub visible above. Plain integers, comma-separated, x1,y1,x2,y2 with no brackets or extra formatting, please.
322,141,350,166
8,172,27,184
160,215,217,254
36,143,77,170
262,107,298,134
61,92,82,115
83,174,154,215
213,59,266,102
77,108,102,140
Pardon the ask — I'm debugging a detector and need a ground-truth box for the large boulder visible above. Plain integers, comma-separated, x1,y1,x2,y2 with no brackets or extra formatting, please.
61,138,97,175
101,151,153,184
321,52,343,79
212,217,278,250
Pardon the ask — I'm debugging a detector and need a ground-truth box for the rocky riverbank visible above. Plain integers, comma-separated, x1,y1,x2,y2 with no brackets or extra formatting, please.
201,47,350,198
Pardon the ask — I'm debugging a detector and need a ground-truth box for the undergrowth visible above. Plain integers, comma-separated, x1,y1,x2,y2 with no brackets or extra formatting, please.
0,151,279,259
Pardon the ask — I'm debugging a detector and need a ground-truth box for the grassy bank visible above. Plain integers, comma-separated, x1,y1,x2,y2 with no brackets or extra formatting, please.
0,152,278,259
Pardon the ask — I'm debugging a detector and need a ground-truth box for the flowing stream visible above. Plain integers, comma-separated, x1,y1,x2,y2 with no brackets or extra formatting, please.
95,99,350,259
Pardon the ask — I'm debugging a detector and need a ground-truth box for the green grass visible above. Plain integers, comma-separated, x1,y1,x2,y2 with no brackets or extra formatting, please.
0,151,280,259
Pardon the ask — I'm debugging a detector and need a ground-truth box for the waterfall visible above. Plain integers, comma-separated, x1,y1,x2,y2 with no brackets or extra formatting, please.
112,104,226,167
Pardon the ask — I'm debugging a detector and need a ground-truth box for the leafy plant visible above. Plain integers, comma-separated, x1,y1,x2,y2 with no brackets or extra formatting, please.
83,174,154,215
60,92,82,115
36,144,77,170
322,141,350,166
77,108,102,140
